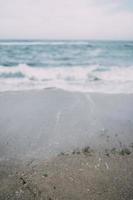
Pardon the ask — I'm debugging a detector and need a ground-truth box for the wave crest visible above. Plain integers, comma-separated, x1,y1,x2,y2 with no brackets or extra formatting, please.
0,64,133,93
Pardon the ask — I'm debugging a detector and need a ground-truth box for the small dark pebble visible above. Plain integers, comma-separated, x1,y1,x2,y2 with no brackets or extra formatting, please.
43,173,48,177
72,149,80,155
105,149,110,157
105,153,110,157
20,177,26,185
82,146,91,154
60,152,65,156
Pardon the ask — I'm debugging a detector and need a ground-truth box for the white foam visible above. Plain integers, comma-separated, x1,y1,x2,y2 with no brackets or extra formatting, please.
0,41,90,46
0,64,133,93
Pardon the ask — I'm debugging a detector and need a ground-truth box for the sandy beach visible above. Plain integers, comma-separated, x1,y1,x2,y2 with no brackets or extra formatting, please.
0,0,133,197
0,149,133,200
0,89,133,199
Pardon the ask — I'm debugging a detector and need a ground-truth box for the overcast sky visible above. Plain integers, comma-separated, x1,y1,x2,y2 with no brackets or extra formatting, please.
0,0,133,40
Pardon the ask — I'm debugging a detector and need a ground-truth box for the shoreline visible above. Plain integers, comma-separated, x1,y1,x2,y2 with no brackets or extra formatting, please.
1,87,133,94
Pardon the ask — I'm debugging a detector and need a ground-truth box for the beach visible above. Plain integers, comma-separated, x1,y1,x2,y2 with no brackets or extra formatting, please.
0,89,133,199
1,0,133,197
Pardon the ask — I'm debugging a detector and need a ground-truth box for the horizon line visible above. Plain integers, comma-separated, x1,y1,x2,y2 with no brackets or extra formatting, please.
0,38,133,42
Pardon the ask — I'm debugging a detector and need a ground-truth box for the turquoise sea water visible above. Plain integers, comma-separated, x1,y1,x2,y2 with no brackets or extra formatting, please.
0,40,133,93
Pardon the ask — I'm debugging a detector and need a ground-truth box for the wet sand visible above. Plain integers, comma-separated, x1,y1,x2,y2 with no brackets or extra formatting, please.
0,89,133,199
0,89,133,160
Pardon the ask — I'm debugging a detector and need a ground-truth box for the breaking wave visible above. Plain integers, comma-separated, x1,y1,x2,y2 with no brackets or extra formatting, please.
0,64,133,93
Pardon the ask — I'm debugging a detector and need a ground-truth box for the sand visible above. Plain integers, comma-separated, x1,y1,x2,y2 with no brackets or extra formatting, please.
0,89,133,199
0,150,133,200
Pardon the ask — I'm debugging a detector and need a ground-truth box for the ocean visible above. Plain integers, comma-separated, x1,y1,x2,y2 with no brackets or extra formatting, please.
0,40,133,93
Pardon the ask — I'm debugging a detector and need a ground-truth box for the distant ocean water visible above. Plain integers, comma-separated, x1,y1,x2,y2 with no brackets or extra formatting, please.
0,40,133,93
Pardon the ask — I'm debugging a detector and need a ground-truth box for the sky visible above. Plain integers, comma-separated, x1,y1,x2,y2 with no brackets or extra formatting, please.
0,0,133,40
